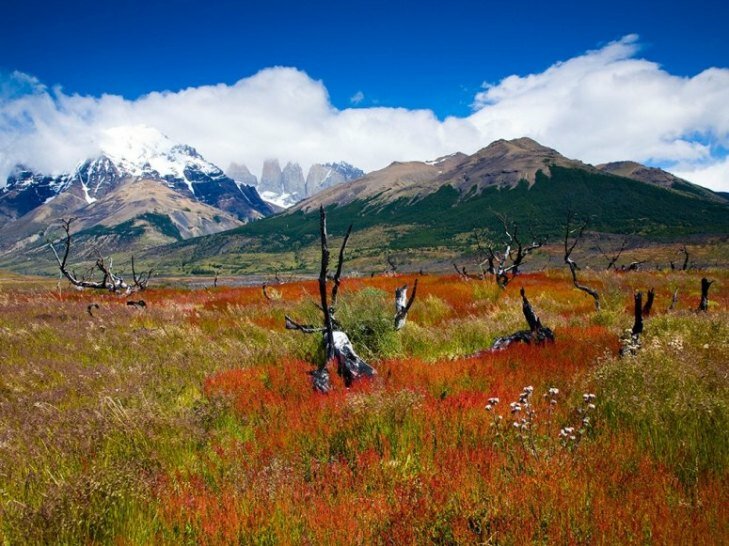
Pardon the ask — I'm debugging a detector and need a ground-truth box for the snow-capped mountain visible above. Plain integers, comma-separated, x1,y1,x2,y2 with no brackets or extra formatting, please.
0,125,273,225
0,166,72,223
0,125,277,257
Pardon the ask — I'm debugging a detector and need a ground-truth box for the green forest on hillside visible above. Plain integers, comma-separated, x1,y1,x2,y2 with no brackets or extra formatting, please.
234,167,729,251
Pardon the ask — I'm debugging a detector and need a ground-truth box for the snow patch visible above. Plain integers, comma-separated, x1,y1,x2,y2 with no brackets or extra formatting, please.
260,190,298,209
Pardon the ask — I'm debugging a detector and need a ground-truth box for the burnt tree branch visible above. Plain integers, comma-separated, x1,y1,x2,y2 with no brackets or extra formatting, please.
563,212,600,311
620,291,643,357
698,277,713,312
490,288,555,351
394,279,418,330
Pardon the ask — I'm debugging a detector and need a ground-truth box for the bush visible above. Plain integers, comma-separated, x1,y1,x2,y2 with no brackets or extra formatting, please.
338,287,402,361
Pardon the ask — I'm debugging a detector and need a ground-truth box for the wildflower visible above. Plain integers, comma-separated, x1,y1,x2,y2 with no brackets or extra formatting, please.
487,397,500,406
583,393,596,403
513,422,521,428
559,426,575,438
548,387,559,396
550,399,557,405
510,402,522,413
587,403,596,410
485,404,493,411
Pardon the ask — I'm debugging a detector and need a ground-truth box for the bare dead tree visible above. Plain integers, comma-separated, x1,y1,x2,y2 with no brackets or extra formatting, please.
490,288,555,350
394,279,418,330
385,255,398,276
679,245,690,271
285,207,375,392
466,219,543,287
452,262,481,281
472,228,496,276
130,256,153,291
642,288,655,316
47,218,151,294
491,215,544,287
596,235,630,270
620,291,643,357
698,277,713,312
563,212,600,311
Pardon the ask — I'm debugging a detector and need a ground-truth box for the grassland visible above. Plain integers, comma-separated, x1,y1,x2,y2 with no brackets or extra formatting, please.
0,269,727,544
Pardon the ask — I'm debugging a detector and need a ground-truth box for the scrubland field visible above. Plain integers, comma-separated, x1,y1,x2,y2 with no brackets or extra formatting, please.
0,269,727,544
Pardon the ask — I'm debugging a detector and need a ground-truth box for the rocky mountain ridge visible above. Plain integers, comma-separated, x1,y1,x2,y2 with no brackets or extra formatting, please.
227,159,364,208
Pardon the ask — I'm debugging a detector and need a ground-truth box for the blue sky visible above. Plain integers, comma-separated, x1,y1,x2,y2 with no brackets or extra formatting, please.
1,0,729,190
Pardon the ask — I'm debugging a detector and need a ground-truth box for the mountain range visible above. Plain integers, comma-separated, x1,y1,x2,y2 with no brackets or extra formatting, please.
227,159,364,208
0,126,273,253
0,134,727,276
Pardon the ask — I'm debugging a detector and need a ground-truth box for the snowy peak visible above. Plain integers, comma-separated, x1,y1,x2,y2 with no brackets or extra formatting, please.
93,125,222,195
1,125,273,224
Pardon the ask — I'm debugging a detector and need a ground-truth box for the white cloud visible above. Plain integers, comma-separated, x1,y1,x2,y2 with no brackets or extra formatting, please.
350,90,365,105
671,158,729,193
1,35,728,191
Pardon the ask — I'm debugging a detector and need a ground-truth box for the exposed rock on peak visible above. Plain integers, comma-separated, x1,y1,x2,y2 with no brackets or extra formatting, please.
260,159,283,194
305,161,364,197
228,162,258,187
281,162,306,197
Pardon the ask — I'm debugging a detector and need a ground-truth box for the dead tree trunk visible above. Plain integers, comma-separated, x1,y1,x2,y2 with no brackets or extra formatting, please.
668,288,679,311
642,288,655,316
698,277,713,312
563,212,600,311
490,288,555,351
679,245,690,271
394,280,418,330
285,207,375,392
620,292,643,357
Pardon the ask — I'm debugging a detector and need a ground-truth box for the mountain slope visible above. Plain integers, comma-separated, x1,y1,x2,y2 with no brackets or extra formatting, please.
596,161,725,203
144,138,729,275
295,138,594,211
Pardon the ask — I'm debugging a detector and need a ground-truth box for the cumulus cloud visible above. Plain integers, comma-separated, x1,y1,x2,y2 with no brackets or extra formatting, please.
1,35,728,190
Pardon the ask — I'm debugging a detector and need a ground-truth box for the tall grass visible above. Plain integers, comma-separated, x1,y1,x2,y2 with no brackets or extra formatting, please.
0,270,726,543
